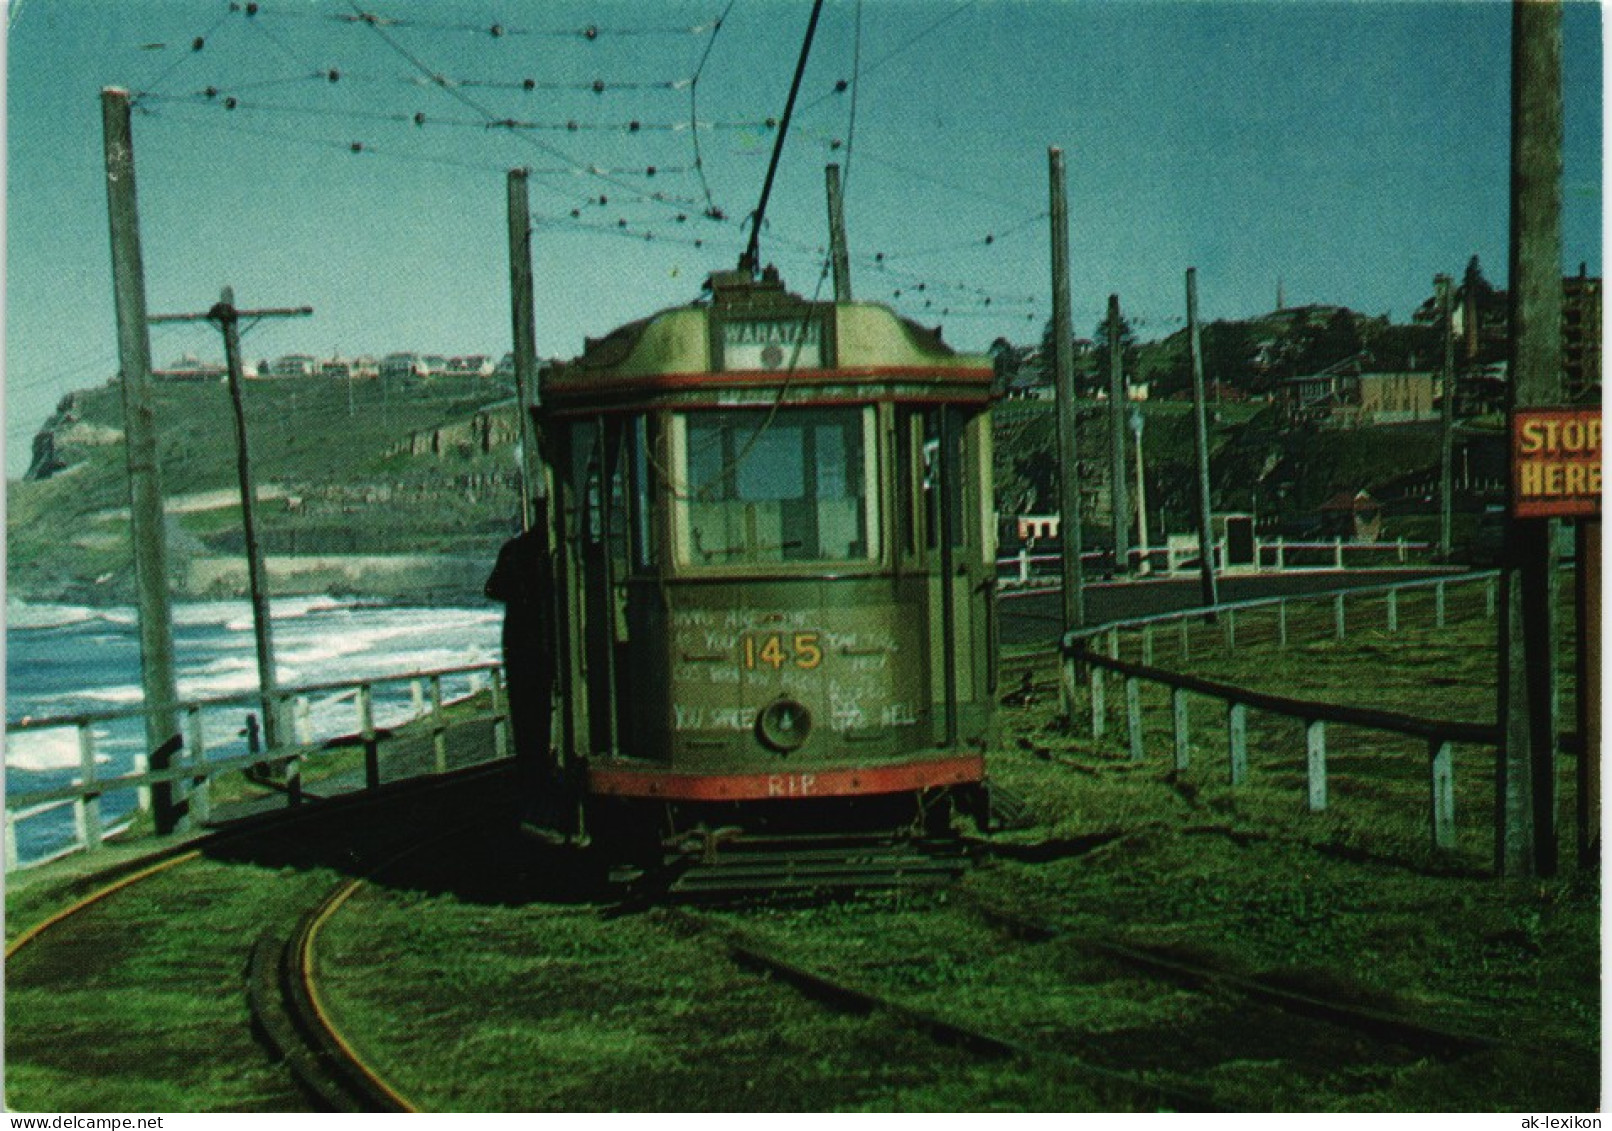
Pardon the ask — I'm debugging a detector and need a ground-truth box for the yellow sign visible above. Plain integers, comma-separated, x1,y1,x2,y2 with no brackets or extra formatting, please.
1512,408,1602,518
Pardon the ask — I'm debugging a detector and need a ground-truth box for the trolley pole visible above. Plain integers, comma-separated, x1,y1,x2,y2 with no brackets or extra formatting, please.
1185,267,1220,614
825,163,853,301
102,87,184,834
1105,294,1131,575
150,290,313,754
1048,147,1085,632
1436,273,1456,560
1497,0,1563,878
507,168,544,523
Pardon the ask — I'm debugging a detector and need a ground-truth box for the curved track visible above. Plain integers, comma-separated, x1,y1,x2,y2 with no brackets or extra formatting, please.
5,766,506,1113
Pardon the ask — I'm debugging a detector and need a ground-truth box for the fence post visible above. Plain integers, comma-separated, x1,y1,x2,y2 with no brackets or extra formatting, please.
1018,547,1030,584
1226,703,1247,786
1305,719,1327,812
1089,665,1107,740
359,683,379,789
1429,739,1456,850
1484,577,1496,620
185,705,211,826
1059,653,1079,722
1334,592,1346,641
1107,628,1120,662
410,678,426,719
1334,537,1344,569
133,752,152,813
4,810,17,873
78,723,103,852
1142,625,1155,666
1125,678,1145,762
1435,580,1446,629
1223,608,1237,651
1397,536,1407,563
1275,538,1286,571
294,695,312,744
1277,599,1289,648
1172,689,1191,770
1179,617,1190,660
1386,588,1398,633
491,667,509,760
430,674,448,774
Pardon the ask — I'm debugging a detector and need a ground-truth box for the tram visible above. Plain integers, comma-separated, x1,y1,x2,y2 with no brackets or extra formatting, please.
519,265,998,860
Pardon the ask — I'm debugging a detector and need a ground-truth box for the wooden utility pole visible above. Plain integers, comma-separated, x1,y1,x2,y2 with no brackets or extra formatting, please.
1105,294,1131,574
507,168,544,524
1048,147,1085,632
151,290,312,753
1497,0,1563,878
1437,274,1456,560
102,87,184,834
1185,267,1220,613
825,163,852,301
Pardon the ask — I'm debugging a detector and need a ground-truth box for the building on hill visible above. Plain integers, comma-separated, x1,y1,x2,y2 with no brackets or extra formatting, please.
380,352,429,382
270,353,318,378
153,354,226,381
446,355,495,377
1283,356,1439,428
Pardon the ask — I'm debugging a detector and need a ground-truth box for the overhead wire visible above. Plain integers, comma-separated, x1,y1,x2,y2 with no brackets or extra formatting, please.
127,1,1050,348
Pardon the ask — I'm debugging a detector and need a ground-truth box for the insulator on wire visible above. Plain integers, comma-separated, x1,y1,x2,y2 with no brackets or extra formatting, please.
592,79,605,94
413,112,426,126
489,23,504,38
584,24,599,40
224,97,238,109
192,36,205,51
524,78,536,91
350,141,364,152
834,79,848,92
327,69,341,83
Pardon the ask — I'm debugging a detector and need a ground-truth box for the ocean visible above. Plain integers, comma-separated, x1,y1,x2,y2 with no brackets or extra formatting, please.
5,597,503,866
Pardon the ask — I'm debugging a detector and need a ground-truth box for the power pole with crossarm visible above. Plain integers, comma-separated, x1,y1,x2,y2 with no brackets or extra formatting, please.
150,289,312,754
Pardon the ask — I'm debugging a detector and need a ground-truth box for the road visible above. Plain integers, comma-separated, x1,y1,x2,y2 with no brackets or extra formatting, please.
995,567,1467,650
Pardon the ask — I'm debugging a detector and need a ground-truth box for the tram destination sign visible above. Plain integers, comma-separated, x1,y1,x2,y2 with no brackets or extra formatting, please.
1511,407,1602,518
720,316,823,371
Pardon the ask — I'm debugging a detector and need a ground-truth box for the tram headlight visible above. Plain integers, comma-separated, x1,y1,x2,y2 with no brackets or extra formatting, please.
756,698,811,753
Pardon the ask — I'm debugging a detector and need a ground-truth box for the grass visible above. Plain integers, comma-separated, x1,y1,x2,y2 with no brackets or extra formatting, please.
5,587,1599,1112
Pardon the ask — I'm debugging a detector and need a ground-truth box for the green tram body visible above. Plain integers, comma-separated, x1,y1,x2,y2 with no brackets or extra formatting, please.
540,268,997,840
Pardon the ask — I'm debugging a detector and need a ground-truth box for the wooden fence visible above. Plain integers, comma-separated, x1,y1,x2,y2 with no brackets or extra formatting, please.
1059,572,1506,854
5,662,509,871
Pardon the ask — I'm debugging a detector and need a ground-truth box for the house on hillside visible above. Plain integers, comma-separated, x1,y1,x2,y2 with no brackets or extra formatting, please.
1283,354,1439,428
270,354,318,379
153,354,226,382
1319,489,1383,542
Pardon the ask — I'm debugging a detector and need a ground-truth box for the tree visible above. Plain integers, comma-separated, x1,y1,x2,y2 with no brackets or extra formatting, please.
1089,308,1139,394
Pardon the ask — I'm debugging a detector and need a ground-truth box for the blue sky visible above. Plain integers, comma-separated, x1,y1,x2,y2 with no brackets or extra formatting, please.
5,0,1604,478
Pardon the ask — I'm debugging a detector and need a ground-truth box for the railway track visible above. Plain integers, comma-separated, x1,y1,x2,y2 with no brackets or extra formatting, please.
5,766,504,1113
658,906,1221,1112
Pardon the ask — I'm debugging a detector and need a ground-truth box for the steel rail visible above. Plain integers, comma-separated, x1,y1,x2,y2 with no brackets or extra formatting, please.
662,907,1222,1112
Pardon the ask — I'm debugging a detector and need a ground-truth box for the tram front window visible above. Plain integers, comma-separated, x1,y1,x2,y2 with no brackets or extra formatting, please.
672,406,879,567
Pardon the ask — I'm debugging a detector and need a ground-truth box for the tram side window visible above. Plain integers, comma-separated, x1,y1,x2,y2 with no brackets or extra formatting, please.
628,415,657,570
672,407,880,566
922,408,967,550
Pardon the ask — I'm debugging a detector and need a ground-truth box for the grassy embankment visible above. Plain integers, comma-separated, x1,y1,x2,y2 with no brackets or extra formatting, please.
309,588,1594,1111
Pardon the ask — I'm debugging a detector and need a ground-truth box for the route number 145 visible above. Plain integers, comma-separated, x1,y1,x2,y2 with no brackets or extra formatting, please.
742,632,823,671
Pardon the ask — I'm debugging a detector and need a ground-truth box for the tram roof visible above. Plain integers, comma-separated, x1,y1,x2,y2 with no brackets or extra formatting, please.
544,267,993,386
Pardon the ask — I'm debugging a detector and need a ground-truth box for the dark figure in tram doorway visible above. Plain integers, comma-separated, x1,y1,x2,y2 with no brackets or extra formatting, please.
485,510,572,840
